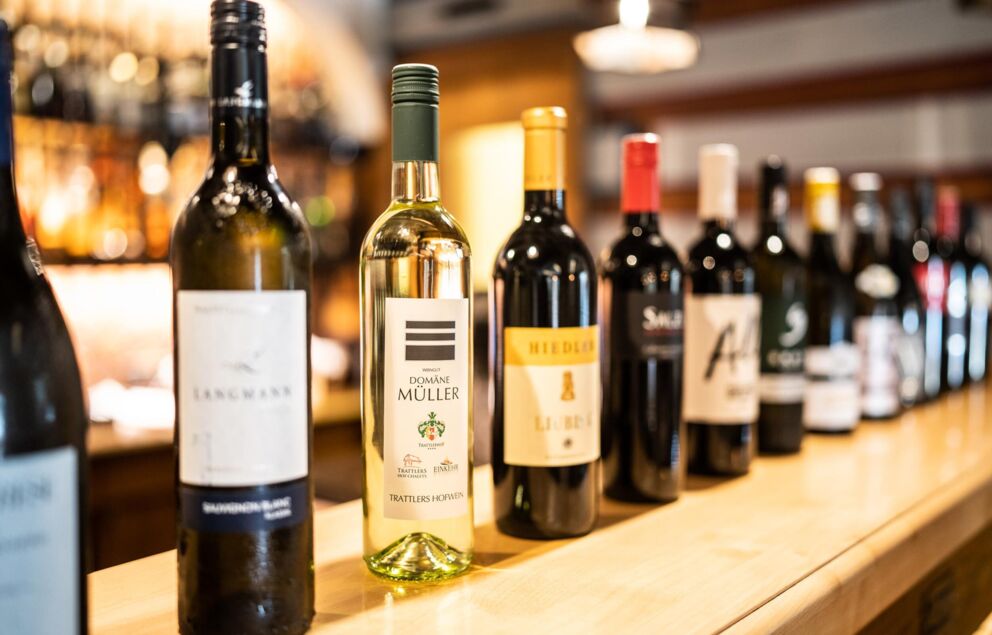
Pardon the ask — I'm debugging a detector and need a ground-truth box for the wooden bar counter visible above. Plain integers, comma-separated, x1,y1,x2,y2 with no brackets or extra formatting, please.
90,385,992,634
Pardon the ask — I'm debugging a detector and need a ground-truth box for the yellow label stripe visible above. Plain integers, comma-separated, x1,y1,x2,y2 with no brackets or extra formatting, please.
504,326,599,366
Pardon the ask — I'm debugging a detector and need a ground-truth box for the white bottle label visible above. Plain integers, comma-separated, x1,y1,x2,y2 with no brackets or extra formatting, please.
855,316,901,417
683,295,761,424
383,297,470,521
803,343,861,430
503,326,601,467
0,447,78,635
177,290,308,487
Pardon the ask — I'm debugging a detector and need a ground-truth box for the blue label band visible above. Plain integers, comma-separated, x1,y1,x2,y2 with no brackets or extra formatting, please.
179,479,309,533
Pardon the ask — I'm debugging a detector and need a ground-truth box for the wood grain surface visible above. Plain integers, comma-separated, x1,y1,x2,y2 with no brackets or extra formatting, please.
90,384,992,634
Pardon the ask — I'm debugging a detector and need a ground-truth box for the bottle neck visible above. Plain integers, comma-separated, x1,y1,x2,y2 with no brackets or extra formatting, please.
0,40,26,250
524,189,566,222
810,230,838,261
624,211,659,231
703,217,735,236
758,178,788,237
391,161,440,202
209,42,270,166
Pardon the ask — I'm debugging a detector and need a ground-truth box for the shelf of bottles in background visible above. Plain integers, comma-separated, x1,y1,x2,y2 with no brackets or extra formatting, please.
888,187,926,407
850,173,901,420
961,202,991,383
0,21,89,635
491,107,601,538
803,167,860,433
359,64,474,580
753,157,806,453
170,2,314,632
912,179,945,401
684,144,758,475
935,186,968,392
602,133,684,502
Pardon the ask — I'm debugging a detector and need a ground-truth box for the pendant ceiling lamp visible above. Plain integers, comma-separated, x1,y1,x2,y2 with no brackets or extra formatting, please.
573,0,699,74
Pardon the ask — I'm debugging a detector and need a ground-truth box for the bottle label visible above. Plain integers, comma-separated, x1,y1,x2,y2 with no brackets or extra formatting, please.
759,296,807,404
855,316,901,417
913,259,946,311
383,297,470,521
177,291,309,488
855,264,900,299
803,343,861,430
895,318,926,404
0,447,79,635
618,291,683,359
503,326,601,467
683,295,760,424
178,480,309,532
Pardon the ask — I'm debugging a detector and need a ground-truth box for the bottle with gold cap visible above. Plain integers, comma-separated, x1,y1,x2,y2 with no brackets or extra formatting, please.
684,144,759,476
803,167,860,432
359,63,473,580
491,106,600,538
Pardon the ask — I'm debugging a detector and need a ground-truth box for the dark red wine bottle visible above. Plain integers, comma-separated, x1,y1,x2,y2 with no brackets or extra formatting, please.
602,133,684,501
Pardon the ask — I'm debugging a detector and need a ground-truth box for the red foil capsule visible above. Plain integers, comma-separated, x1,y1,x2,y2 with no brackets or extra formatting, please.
936,185,961,241
621,133,660,214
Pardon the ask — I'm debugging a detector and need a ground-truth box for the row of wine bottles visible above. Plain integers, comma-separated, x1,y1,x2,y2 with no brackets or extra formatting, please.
3,3,989,635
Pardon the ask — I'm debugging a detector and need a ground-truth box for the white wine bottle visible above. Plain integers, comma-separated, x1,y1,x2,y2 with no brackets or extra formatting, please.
360,64,474,580
170,2,314,633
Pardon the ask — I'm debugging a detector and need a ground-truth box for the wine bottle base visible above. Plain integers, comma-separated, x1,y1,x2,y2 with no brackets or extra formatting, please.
686,422,753,476
364,532,471,582
495,516,596,540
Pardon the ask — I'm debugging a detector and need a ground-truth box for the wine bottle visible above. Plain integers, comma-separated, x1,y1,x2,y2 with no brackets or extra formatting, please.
684,144,758,475
803,167,860,432
849,173,901,419
912,179,944,401
360,64,473,580
935,186,968,391
171,3,314,633
753,156,806,453
492,106,600,537
0,22,89,635
961,201,990,383
602,133,684,502
888,187,926,406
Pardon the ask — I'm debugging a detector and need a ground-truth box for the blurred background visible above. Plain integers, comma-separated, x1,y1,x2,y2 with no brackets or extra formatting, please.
2,0,989,568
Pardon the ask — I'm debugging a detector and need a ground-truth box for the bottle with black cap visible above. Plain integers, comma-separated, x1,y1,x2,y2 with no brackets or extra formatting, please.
753,156,806,453
850,173,901,419
171,2,314,632
888,186,926,406
359,64,474,579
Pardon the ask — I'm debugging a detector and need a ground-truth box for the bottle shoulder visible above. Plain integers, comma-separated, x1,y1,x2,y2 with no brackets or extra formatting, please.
603,230,683,278
686,232,752,270
361,200,471,260
173,164,310,242
493,220,595,276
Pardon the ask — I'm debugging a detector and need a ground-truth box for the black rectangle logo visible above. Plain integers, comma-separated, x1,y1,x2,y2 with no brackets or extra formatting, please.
406,321,457,361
